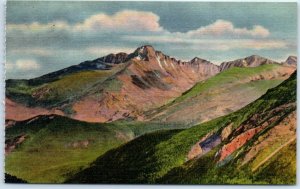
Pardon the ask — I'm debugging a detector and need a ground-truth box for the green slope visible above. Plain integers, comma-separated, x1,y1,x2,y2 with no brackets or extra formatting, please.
172,64,281,103
5,115,189,183
67,71,296,184
146,64,289,125
5,115,134,183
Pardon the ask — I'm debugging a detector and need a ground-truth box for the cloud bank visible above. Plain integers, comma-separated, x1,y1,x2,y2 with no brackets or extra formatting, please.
186,19,270,38
7,10,163,33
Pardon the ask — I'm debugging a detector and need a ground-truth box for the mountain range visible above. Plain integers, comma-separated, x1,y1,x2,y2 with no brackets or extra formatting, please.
5,45,297,184
6,45,296,124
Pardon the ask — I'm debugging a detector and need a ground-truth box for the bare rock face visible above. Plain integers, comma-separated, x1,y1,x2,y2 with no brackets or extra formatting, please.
219,55,278,71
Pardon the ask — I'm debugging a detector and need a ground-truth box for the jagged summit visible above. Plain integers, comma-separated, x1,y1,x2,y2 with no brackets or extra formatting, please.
127,45,159,61
129,46,215,68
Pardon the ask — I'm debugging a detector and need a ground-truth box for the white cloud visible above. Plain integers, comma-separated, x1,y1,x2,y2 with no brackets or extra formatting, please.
186,19,270,38
74,10,163,32
7,16,269,39
15,59,40,70
7,11,276,53
7,10,163,33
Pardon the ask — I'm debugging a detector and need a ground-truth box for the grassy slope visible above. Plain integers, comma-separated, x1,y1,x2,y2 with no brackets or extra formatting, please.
147,64,284,122
68,71,296,184
174,64,281,103
5,116,134,183
5,116,189,183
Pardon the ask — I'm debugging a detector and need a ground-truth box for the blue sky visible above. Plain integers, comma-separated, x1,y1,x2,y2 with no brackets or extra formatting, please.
6,1,297,79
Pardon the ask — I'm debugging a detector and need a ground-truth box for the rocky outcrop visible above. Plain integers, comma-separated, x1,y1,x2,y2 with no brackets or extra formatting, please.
188,122,234,160
221,123,233,141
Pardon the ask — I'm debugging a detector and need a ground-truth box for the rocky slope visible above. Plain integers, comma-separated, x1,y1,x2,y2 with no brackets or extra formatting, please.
71,45,220,122
67,71,296,184
6,45,219,122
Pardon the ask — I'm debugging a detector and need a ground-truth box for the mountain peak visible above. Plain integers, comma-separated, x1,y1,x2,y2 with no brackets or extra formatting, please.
135,45,156,54
129,45,157,61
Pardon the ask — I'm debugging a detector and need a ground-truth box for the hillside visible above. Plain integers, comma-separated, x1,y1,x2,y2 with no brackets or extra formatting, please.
67,71,296,184
5,114,189,183
5,115,132,183
6,62,128,121
146,63,295,125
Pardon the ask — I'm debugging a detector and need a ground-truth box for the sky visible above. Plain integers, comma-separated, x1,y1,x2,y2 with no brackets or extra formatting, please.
6,1,297,79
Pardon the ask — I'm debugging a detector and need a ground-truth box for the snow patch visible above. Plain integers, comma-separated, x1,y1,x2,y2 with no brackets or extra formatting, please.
156,56,164,70
163,59,168,67
135,54,143,61
139,46,144,53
